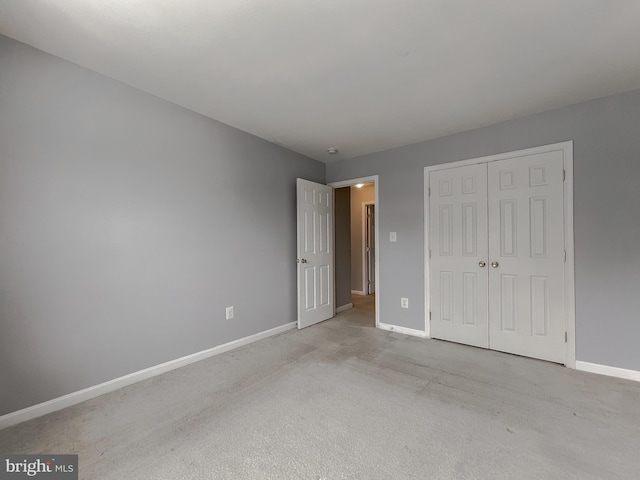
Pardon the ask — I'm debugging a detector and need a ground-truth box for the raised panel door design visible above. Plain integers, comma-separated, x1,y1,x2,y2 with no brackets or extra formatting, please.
462,176,477,194
500,275,517,332
488,151,565,363
439,205,453,256
297,179,334,329
304,267,315,310
318,191,330,207
462,203,477,256
440,271,453,322
500,199,517,256
463,272,478,326
529,166,548,187
318,211,330,253
319,265,330,307
500,170,516,190
439,179,453,196
430,164,488,348
304,211,315,254
531,276,549,336
530,197,547,257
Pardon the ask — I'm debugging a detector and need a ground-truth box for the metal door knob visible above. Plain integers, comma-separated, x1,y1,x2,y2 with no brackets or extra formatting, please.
300,258,307,263
479,261,486,268
491,261,499,268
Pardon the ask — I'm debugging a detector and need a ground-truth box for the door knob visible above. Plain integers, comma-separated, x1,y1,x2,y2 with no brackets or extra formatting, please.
300,258,307,263
491,261,499,268
479,261,486,268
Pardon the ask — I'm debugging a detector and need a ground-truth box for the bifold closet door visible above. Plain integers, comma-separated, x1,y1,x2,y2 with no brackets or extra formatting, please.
487,151,565,363
430,163,489,348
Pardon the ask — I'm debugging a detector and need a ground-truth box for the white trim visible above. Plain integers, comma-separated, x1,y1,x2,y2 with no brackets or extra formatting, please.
351,289,366,296
336,303,353,313
423,168,431,338
329,176,377,190
424,141,576,367
0,321,296,430
379,322,428,338
576,361,640,383
329,175,380,329
362,200,375,295
562,142,576,368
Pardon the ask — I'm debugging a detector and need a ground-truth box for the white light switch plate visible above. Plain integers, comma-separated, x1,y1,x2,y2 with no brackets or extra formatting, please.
226,306,234,320
390,232,397,242
401,298,409,308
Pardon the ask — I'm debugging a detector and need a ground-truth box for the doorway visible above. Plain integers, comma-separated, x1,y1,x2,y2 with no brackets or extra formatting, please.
329,176,379,327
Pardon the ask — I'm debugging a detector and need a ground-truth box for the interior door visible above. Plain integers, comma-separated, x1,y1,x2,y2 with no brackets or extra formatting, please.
429,163,489,348
366,204,375,294
297,178,334,328
487,151,565,363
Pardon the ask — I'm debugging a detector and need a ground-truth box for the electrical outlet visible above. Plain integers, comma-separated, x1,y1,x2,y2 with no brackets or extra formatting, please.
225,306,234,320
401,297,409,309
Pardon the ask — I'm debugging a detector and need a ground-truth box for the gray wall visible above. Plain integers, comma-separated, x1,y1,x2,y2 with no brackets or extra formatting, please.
0,35,325,416
328,88,640,372
334,188,351,308
350,185,375,293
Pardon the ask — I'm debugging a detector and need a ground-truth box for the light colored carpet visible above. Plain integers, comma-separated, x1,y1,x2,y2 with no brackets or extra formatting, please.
1,295,639,479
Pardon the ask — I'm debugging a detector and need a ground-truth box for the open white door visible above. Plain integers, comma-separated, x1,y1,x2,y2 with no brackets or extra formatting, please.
297,178,334,328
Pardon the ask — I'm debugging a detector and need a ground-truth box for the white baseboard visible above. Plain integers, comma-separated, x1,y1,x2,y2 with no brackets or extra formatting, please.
0,321,297,430
335,303,353,313
378,322,428,338
575,361,640,382
351,290,366,296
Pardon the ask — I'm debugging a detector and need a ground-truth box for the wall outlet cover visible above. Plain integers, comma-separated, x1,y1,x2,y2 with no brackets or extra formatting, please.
401,297,409,308
225,306,234,320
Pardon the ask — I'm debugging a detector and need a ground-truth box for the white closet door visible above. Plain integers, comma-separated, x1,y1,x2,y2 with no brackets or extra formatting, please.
430,163,489,348
487,151,565,363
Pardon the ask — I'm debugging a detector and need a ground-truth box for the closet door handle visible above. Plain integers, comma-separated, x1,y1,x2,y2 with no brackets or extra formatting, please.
479,261,486,268
491,261,499,268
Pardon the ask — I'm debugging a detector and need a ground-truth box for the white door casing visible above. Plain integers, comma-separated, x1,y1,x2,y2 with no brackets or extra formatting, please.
426,142,574,365
488,151,566,363
429,163,489,348
297,178,334,328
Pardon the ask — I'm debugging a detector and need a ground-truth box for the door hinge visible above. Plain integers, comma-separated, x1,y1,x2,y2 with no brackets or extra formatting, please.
429,187,431,196
564,250,567,262
429,311,432,320
565,331,568,343
563,169,566,181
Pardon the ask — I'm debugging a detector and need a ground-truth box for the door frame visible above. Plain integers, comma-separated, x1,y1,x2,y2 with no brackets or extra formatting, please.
424,141,576,368
362,201,375,295
329,176,380,328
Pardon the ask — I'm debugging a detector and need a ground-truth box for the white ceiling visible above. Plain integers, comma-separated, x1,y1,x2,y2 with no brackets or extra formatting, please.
1,1,640,162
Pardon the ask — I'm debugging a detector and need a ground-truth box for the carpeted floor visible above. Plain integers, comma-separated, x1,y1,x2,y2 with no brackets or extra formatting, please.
1,295,639,479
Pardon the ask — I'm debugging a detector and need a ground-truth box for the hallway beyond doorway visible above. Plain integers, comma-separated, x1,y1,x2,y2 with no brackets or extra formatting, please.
338,294,375,328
